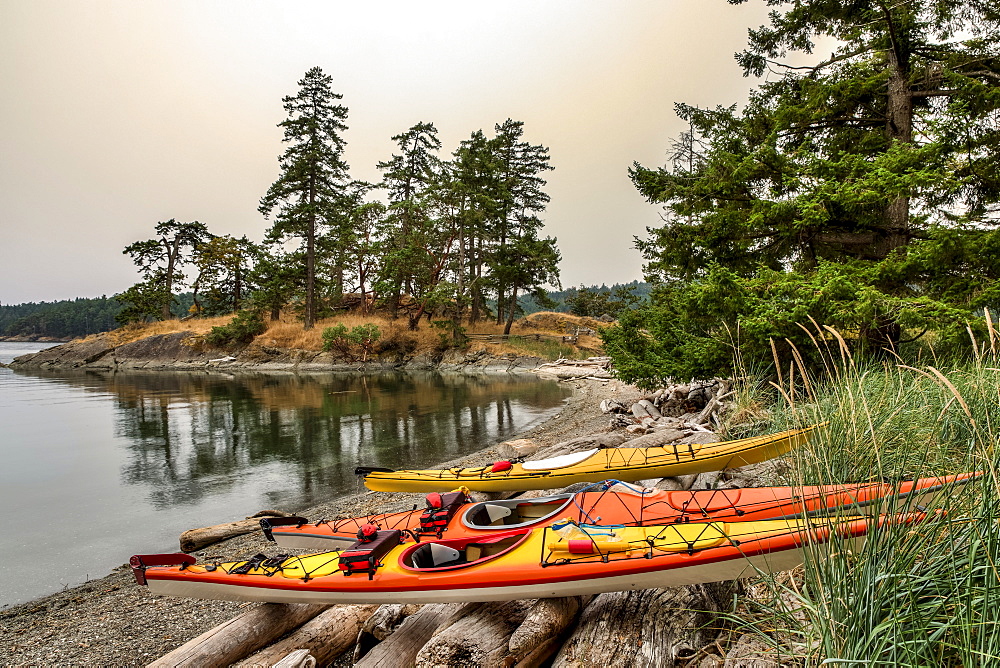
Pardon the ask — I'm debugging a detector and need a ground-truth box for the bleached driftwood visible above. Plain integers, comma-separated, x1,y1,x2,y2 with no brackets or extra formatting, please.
147,603,329,668
533,357,614,381
551,583,736,667
354,603,468,667
353,603,424,662
414,599,535,666
506,596,586,666
631,399,662,420
270,649,315,668
497,438,540,460
236,604,377,667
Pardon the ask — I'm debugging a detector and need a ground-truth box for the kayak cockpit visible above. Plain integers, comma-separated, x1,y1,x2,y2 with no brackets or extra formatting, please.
461,494,574,530
401,531,529,571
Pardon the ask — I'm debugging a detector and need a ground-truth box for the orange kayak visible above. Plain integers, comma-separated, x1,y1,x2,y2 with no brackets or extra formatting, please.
263,474,978,551
131,513,927,605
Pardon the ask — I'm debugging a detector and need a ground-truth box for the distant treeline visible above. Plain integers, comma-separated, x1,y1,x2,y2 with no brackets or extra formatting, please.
0,297,124,339
520,281,651,317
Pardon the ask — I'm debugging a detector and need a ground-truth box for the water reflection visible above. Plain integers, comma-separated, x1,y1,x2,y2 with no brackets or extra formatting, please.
18,369,570,510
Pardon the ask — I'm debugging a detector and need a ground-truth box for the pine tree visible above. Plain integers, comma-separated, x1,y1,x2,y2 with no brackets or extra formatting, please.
259,66,350,330
191,235,258,315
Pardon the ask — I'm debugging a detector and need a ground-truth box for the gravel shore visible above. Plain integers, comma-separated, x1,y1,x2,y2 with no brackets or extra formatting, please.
0,378,635,666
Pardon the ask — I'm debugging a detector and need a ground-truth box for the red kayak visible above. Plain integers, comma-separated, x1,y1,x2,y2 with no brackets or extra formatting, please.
262,473,978,551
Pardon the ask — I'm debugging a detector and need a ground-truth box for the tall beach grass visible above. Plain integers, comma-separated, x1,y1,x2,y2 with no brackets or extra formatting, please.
726,325,1000,665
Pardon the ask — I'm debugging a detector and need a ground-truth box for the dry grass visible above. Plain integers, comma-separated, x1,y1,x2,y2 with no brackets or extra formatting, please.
516,311,609,333
97,310,605,359
103,316,234,346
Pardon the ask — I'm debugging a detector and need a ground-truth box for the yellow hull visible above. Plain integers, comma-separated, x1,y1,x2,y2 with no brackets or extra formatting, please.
361,425,821,492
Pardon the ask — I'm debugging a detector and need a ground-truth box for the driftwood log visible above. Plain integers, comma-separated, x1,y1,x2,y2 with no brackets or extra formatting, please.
506,596,587,667
414,599,534,666
235,604,377,667
179,511,291,552
353,603,424,662
270,649,316,667
497,438,540,460
551,582,736,667
354,603,468,668
146,603,329,668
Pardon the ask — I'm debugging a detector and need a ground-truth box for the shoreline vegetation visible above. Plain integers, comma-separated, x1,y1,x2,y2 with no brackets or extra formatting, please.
6,311,605,373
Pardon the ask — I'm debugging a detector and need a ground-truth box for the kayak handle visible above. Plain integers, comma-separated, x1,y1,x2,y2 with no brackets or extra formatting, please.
129,553,196,586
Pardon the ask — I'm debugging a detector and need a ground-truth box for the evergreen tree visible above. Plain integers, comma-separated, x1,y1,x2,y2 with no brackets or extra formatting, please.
376,121,443,317
489,119,554,325
259,66,350,330
449,129,501,324
611,0,1000,384
191,235,258,315
248,247,304,321
119,219,211,321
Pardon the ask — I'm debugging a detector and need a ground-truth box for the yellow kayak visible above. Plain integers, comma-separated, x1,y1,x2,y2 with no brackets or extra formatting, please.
357,425,822,493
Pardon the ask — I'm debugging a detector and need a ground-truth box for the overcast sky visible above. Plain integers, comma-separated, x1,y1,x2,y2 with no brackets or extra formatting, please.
0,0,780,305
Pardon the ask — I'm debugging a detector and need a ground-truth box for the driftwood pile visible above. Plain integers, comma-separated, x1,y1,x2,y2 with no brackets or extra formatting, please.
601,379,732,435
531,357,613,381
153,380,788,667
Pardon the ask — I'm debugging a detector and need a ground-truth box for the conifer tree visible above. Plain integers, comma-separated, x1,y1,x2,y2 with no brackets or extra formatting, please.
610,0,1000,384
489,119,554,325
377,121,443,317
259,66,350,330
119,219,211,321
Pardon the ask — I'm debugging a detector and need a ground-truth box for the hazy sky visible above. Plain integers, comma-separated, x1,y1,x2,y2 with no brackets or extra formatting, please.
0,0,779,305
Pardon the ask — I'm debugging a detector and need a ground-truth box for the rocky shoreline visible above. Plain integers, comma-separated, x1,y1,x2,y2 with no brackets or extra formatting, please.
3,341,787,666
0,377,620,666
7,331,546,374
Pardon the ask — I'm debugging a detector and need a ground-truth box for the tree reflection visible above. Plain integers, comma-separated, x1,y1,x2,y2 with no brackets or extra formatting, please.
19,369,569,510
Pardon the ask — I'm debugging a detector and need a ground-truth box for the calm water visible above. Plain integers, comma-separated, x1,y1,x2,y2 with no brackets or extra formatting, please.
0,342,570,607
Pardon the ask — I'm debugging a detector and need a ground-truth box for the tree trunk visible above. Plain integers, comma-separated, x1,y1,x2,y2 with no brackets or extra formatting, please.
304,175,316,330
235,604,377,667
146,603,329,668
503,286,519,335
881,37,914,259
162,236,179,321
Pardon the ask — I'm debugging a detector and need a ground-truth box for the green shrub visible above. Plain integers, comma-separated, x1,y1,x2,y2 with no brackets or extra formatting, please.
203,310,267,347
322,323,381,361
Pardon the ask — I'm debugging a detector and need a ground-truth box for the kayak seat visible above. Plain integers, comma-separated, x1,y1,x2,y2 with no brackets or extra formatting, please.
522,448,600,471
410,542,465,569
468,503,514,527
